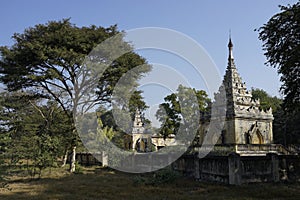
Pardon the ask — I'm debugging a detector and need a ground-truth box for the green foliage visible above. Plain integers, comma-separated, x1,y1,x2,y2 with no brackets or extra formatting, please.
0,153,9,190
251,88,300,145
250,89,287,145
99,89,149,131
0,91,73,177
258,1,300,144
257,1,300,112
156,85,211,138
0,19,151,172
74,162,84,174
128,90,149,118
99,53,151,106
157,92,181,138
274,109,300,145
99,110,116,130
96,89,150,149
32,134,61,175
77,114,125,167
251,88,282,112
133,168,181,186
0,19,150,112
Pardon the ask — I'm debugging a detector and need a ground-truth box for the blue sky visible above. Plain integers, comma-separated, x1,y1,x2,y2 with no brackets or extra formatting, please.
1,0,297,94
0,0,298,124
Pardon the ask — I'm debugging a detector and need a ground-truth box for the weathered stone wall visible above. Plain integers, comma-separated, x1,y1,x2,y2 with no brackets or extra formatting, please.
239,154,274,183
172,153,300,185
199,156,229,183
222,119,236,144
173,154,230,184
75,151,300,185
75,152,107,166
198,118,273,145
74,152,98,165
234,118,273,144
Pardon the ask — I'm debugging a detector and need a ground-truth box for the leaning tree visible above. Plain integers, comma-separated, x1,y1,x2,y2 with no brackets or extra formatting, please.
0,19,151,172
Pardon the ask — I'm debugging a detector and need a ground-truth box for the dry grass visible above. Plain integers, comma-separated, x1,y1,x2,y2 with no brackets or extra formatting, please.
1,166,300,200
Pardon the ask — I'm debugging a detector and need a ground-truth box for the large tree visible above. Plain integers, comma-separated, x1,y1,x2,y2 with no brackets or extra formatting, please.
0,19,151,172
257,1,300,112
156,85,211,139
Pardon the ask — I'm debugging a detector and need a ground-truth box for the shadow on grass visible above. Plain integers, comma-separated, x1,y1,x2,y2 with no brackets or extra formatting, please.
1,167,300,200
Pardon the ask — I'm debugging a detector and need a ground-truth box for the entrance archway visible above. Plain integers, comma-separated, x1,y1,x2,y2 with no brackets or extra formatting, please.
135,138,149,152
252,130,264,144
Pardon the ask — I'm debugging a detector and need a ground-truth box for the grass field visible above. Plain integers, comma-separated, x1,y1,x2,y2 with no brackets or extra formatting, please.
1,166,300,200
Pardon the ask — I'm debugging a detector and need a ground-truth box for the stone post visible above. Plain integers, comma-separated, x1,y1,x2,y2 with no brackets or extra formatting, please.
194,153,200,180
101,151,108,167
148,153,153,172
132,152,136,171
228,152,241,185
267,153,279,182
168,153,173,169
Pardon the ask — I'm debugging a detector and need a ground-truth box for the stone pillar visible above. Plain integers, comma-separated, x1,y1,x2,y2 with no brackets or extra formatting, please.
132,152,136,171
168,153,173,168
268,153,279,182
228,152,241,185
281,158,288,181
194,153,200,180
101,151,108,167
148,153,153,172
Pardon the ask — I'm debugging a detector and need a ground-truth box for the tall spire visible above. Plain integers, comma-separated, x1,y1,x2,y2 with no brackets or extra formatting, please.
228,38,233,59
227,35,235,69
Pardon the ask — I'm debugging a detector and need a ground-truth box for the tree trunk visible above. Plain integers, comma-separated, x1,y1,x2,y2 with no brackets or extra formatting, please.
69,146,76,173
61,149,68,167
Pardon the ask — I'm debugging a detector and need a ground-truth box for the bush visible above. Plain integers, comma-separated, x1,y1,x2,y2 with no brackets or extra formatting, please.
133,168,181,186
74,162,84,174
0,157,8,190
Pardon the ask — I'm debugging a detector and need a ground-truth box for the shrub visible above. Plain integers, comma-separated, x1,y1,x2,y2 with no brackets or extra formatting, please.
133,168,181,186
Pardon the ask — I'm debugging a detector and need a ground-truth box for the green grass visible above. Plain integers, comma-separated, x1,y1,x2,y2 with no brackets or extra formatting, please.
0,166,300,200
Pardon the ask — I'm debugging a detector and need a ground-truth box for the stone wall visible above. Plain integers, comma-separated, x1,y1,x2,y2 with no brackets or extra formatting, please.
75,151,300,185
172,153,300,185
198,118,273,145
234,118,273,144
172,154,230,183
75,152,107,166
240,155,274,183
